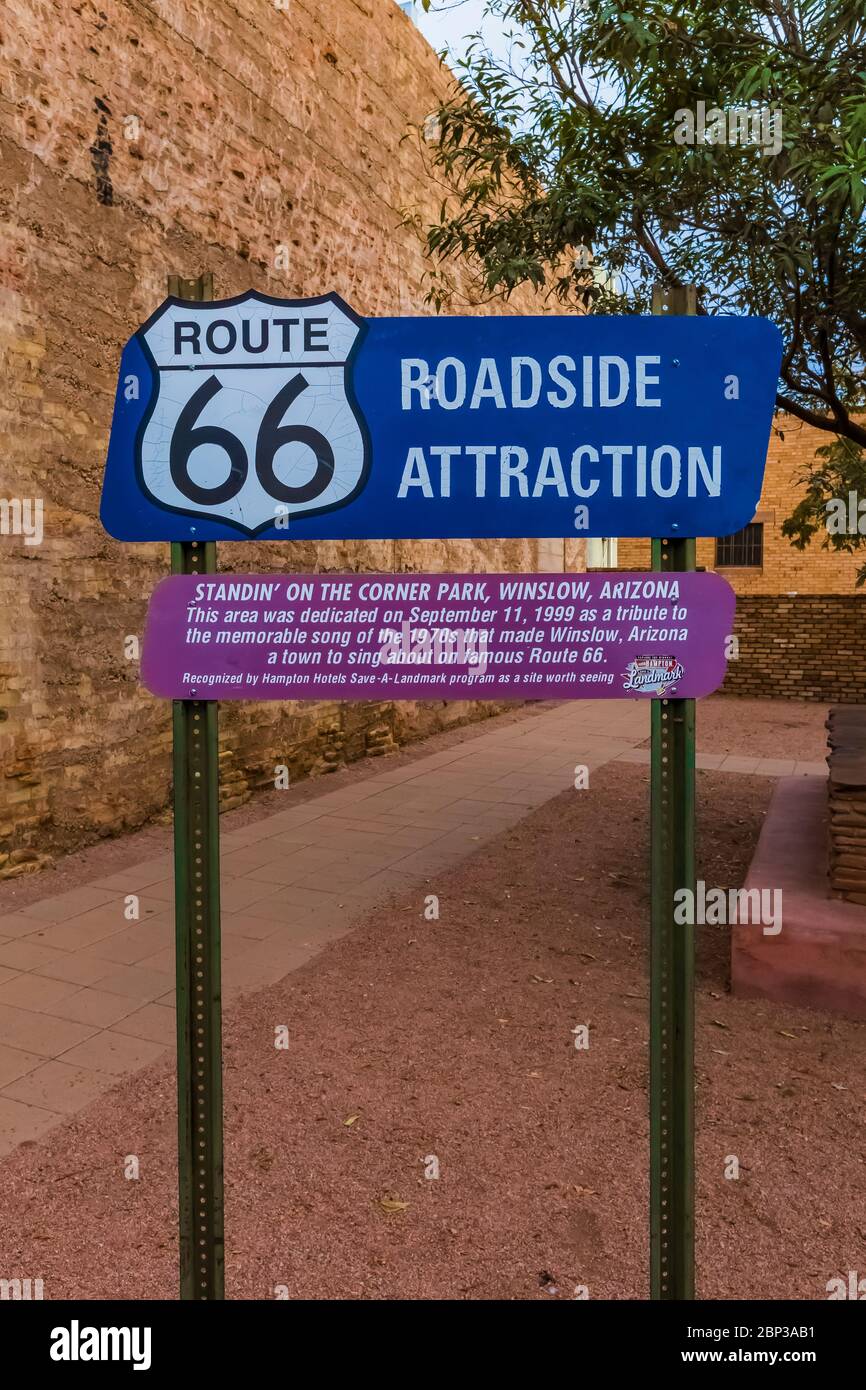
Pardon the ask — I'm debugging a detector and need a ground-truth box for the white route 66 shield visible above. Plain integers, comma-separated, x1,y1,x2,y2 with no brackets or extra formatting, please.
136,291,370,535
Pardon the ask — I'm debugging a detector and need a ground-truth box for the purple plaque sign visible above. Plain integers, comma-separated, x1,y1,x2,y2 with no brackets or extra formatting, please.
141,572,735,702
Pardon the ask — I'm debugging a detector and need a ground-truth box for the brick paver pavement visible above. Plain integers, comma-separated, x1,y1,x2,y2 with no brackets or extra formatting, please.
0,701,826,1153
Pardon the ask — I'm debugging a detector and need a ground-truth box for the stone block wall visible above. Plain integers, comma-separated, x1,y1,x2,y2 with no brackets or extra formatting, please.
0,0,577,874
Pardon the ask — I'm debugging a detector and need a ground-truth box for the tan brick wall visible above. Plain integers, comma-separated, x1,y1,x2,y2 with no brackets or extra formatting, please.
616,417,864,593
723,596,866,702
0,0,579,874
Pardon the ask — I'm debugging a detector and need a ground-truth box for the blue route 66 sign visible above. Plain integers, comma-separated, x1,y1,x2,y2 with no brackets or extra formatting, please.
100,290,782,540
106,292,369,537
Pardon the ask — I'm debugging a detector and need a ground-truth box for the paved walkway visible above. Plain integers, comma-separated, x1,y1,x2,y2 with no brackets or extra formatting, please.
0,702,826,1155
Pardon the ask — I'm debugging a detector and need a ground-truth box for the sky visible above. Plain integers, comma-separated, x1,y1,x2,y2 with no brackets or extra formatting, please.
407,0,511,66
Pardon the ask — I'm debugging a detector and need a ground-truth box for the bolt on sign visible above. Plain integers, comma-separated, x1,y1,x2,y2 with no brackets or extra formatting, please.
100,291,781,540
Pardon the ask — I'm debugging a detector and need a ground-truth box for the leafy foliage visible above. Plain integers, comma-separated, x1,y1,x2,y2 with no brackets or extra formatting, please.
413,1,866,576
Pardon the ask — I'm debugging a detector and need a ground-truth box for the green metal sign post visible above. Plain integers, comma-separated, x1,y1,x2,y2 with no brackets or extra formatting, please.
129,274,722,1302
649,284,697,1299
167,271,225,1300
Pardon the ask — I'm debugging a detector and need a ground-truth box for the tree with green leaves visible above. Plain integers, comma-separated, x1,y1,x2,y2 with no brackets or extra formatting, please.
413,1,866,576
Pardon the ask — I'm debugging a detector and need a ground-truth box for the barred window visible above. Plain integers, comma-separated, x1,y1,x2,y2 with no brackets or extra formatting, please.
716,523,763,567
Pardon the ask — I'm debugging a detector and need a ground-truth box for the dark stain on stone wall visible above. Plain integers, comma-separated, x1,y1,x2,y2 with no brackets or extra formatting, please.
90,97,114,205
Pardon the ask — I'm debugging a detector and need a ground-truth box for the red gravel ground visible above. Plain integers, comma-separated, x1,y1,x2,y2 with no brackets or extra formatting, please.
0,752,862,1301
694,695,828,760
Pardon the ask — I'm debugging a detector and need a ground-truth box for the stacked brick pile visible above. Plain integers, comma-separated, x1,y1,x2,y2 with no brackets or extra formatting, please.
827,706,866,904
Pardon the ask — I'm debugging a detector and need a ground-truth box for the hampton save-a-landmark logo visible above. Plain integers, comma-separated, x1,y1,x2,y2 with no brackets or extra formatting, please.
623,654,685,696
